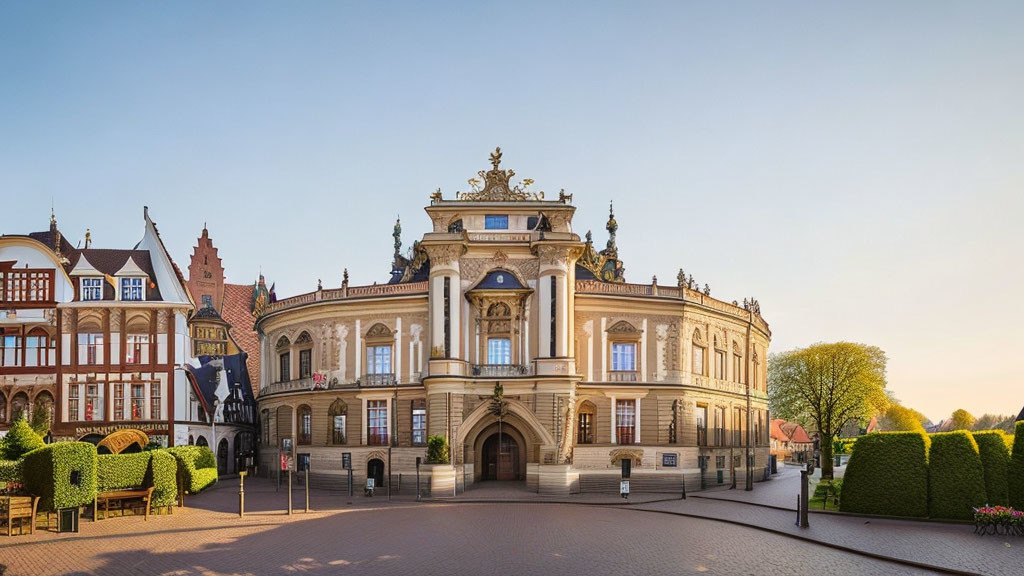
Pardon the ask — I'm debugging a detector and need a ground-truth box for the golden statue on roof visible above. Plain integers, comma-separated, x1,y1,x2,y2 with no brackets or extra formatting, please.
453,147,547,202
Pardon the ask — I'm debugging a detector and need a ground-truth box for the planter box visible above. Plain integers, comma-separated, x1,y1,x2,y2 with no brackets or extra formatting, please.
426,465,456,497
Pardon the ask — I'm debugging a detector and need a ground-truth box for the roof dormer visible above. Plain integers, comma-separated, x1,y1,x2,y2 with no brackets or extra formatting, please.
69,255,102,277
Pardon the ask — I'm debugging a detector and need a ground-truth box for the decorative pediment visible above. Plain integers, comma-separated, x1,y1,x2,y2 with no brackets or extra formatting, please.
732,341,742,355
606,320,641,335
610,448,643,467
114,256,148,278
295,331,313,345
366,323,393,338
453,147,546,202
276,336,290,349
69,255,102,277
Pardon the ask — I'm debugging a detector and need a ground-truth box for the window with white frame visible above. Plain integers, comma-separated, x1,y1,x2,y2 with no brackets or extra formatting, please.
85,383,104,421
615,399,636,444
367,400,388,445
81,277,103,301
611,342,636,372
113,383,126,420
366,345,392,375
412,400,427,445
150,382,161,420
130,383,145,419
79,333,104,365
69,385,80,421
1,335,21,367
125,334,150,364
487,338,511,365
121,277,145,301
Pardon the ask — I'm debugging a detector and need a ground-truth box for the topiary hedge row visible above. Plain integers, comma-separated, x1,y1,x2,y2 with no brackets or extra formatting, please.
0,458,22,484
166,445,218,494
928,431,987,520
1009,422,1024,510
840,432,930,517
21,442,98,511
96,450,179,508
973,431,1011,507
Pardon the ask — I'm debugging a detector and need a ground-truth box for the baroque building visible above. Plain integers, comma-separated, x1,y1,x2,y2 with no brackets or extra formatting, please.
255,149,771,493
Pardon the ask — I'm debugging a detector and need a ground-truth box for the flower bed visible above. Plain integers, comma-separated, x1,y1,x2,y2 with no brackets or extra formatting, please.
974,506,1024,535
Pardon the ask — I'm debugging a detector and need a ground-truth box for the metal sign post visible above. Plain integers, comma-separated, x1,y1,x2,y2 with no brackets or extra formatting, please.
416,456,422,501
343,452,352,497
299,454,310,512
238,471,246,518
799,461,813,528
621,459,631,500
284,454,294,516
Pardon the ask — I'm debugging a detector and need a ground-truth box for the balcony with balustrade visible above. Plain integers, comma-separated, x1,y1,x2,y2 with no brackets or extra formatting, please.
607,370,638,383
470,364,532,378
360,373,397,387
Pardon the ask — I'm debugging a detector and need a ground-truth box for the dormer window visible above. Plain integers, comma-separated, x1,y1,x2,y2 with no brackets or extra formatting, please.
121,277,145,301
81,277,103,301
484,215,508,230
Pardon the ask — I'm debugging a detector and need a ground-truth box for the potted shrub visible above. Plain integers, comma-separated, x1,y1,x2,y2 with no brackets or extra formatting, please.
425,435,455,496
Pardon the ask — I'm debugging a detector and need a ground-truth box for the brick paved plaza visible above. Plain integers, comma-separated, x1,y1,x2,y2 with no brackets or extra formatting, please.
0,477,999,576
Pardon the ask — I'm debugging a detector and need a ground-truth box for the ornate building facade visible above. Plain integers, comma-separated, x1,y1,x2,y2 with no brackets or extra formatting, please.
255,149,771,493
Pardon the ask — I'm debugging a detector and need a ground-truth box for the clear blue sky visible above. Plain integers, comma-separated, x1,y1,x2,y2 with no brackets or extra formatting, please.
2,2,1022,423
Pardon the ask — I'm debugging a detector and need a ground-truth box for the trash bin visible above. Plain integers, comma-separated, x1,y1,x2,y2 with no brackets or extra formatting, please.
58,507,79,533
770,454,778,475
834,455,842,468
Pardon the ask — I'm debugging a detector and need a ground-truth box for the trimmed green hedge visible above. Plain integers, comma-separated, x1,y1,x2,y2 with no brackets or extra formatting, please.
97,453,150,492
166,446,218,494
0,459,22,484
147,450,178,507
22,442,97,511
973,431,1011,506
840,432,930,517
96,450,178,508
1009,422,1024,510
928,431,987,520
1,419,45,460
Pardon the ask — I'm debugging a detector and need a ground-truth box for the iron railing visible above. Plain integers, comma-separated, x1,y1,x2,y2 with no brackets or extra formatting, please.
608,370,638,382
471,364,532,377
360,373,396,387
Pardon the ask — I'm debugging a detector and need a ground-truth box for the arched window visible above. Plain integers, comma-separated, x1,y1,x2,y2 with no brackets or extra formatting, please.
577,400,596,444
188,434,194,445
276,336,291,382
125,315,151,365
9,392,29,421
295,331,314,379
486,303,512,364
25,328,53,367
328,399,347,445
691,329,706,376
298,404,312,445
196,435,208,447
261,409,271,445
33,391,54,429
447,218,463,233
732,341,743,384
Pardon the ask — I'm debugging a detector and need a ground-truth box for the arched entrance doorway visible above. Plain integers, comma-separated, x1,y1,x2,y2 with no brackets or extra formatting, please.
218,438,229,474
367,458,385,488
481,432,521,481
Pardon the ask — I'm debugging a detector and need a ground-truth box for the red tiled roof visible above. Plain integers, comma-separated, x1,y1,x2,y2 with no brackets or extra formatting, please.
783,422,813,444
221,282,260,396
770,419,788,442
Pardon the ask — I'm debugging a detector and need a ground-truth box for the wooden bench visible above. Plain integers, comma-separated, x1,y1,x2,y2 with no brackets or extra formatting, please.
1,495,40,536
94,487,154,521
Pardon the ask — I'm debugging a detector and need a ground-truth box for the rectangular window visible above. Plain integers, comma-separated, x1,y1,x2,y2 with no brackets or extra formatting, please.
484,215,509,229
131,384,145,420
86,383,104,421
443,277,451,357
150,382,161,420
549,276,556,357
366,345,392,375
69,385,80,421
299,409,312,444
121,277,144,301
611,342,636,372
201,294,213,309
299,349,312,379
79,333,104,365
615,399,636,445
367,400,388,446
714,407,726,446
125,334,150,364
412,400,427,445
114,383,126,420
733,354,742,383
696,404,708,446
2,335,21,367
691,344,705,376
487,338,511,365
81,277,102,301
332,414,346,444
715,350,726,379
279,352,290,381
577,411,594,444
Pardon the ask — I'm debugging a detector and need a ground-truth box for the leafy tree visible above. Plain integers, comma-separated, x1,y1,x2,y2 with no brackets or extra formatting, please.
879,405,927,433
972,413,1015,432
769,342,889,479
1,418,45,460
949,409,976,431
29,399,51,437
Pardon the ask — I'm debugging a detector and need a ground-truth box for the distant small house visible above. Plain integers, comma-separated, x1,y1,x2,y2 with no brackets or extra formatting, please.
770,419,814,463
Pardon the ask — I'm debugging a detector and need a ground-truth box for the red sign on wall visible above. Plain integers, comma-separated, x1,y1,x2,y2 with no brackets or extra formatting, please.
280,452,288,471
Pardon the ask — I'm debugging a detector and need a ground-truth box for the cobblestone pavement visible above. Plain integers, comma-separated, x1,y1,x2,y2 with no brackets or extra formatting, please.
0,478,1018,575
0,494,930,576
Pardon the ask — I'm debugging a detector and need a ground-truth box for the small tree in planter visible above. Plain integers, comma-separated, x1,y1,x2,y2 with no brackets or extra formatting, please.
427,435,450,464
1,418,45,460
